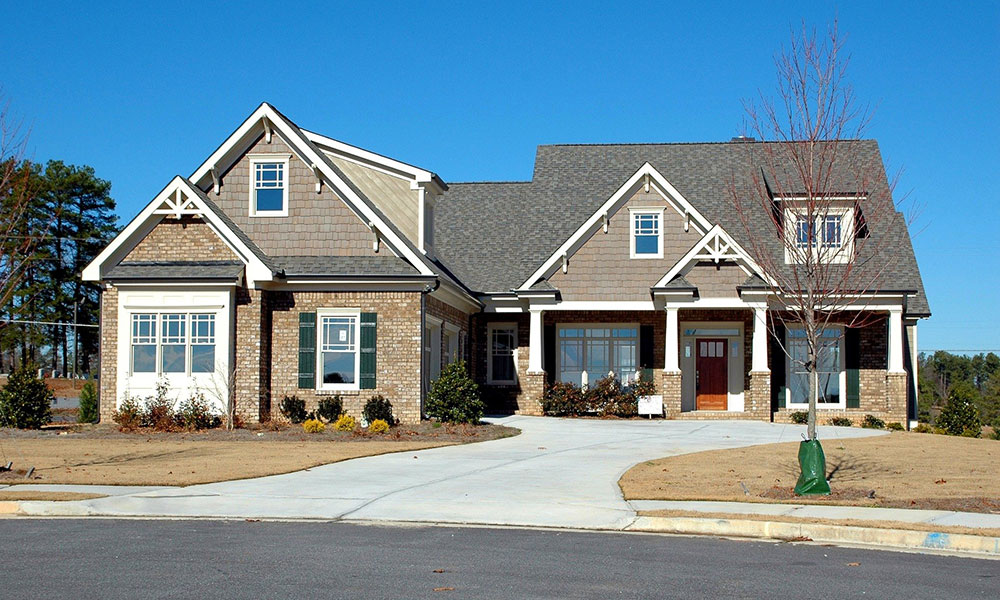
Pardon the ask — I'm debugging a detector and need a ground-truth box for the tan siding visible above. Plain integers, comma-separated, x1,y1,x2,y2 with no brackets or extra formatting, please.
548,190,700,300
329,156,420,246
683,263,746,298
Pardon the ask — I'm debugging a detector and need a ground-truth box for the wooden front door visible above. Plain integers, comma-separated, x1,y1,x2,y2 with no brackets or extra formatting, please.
696,338,728,410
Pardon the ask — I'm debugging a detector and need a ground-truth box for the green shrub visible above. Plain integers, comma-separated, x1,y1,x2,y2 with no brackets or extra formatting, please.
302,418,325,433
78,381,99,423
317,396,343,423
333,414,356,431
542,381,587,416
368,418,389,434
113,395,143,431
175,393,220,430
363,395,394,426
937,383,982,436
861,414,885,429
960,427,982,438
913,422,933,434
0,364,53,429
990,425,1000,441
426,361,484,424
279,395,308,424
827,416,853,427
887,421,905,431
789,411,809,424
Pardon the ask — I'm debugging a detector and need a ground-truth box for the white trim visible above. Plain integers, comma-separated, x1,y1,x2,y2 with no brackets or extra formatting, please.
666,298,753,309
519,162,712,290
300,128,438,186
82,177,273,287
783,205,856,265
888,308,905,374
486,322,518,385
554,322,640,385
656,224,769,288
784,325,847,410
679,321,745,412
247,154,291,217
629,207,665,259
316,308,361,392
528,308,544,374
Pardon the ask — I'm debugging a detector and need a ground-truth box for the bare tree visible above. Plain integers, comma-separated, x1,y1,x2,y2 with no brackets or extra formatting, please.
204,359,238,431
730,22,904,442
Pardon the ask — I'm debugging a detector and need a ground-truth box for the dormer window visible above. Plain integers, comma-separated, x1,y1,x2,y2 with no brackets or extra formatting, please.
249,155,290,216
630,208,664,259
784,204,855,264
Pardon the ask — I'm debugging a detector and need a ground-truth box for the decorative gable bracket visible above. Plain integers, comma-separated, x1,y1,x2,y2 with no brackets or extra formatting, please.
654,224,772,289
152,187,201,219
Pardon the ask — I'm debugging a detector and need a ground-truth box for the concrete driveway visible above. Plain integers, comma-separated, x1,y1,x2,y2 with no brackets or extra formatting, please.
20,416,883,528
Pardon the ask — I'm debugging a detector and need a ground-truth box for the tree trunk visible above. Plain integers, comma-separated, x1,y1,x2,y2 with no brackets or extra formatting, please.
808,366,818,440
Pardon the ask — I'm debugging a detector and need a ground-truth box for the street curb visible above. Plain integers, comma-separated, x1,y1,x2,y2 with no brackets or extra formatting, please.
0,501,21,515
627,516,1000,558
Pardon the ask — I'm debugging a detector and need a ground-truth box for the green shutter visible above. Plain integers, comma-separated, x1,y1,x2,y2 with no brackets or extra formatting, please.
771,324,786,409
360,312,377,389
845,327,861,408
298,312,316,389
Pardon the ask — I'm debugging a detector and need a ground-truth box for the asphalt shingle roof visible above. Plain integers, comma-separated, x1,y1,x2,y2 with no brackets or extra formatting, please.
274,255,420,277
108,261,244,282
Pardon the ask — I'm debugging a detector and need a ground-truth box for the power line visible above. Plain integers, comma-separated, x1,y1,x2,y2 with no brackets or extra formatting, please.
0,319,98,328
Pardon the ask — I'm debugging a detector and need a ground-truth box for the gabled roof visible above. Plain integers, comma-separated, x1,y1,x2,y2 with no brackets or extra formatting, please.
654,224,768,288
275,256,421,278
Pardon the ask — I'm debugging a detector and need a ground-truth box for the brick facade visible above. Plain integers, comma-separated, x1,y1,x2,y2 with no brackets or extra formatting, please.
123,216,237,262
98,286,118,420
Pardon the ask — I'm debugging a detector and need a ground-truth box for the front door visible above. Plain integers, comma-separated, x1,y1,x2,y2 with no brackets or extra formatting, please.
696,338,728,410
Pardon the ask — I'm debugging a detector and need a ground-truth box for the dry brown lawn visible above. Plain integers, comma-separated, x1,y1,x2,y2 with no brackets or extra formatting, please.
0,491,107,502
620,432,1000,513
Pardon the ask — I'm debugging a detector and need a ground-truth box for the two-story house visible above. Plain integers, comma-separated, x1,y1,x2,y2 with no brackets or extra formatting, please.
84,104,928,426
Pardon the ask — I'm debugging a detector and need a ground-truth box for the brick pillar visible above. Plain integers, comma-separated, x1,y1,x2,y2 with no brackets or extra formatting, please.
661,371,682,417
98,286,119,422
748,372,771,421
518,372,545,415
886,372,907,426
234,288,269,423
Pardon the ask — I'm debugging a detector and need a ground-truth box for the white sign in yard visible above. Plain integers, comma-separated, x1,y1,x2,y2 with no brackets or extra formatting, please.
638,394,663,417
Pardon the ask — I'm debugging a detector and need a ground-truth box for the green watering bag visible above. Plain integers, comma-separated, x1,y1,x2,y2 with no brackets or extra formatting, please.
793,439,831,496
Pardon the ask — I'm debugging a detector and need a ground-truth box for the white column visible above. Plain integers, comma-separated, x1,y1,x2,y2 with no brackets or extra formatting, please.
751,306,769,372
528,308,544,373
888,308,905,373
664,307,680,372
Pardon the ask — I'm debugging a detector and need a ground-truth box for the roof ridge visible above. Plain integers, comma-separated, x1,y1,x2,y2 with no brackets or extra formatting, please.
536,139,875,148
447,180,533,185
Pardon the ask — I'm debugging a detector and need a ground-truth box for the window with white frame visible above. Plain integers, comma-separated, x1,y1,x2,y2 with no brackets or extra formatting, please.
130,313,216,375
785,206,853,263
786,327,844,407
487,323,517,384
630,209,663,258
557,325,637,387
249,155,289,216
319,312,359,389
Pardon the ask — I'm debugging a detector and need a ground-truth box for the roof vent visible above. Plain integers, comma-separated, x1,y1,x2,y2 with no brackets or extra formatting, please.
731,135,756,142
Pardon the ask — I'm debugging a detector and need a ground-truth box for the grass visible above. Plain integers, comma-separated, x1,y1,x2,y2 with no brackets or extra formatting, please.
0,491,107,502
0,422,518,487
620,431,1000,514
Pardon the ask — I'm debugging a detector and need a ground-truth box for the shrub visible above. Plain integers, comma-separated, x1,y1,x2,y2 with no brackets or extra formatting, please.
175,393,220,430
789,411,809,425
368,418,389,434
960,427,982,438
861,414,886,429
333,414,357,432
363,395,394,426
542,381,588,416
426,361,484,424
78,381,99,423
990,425,1000,441
302,418,326,433
827,416,853,427
887,422,905,431
937,383,982,437
317,396,343,423
113,395,143,431
0,363,53,429
279,395,308,424
913,422,933,434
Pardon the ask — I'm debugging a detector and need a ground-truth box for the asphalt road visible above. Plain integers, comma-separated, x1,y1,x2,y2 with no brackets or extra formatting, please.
0,520,995,599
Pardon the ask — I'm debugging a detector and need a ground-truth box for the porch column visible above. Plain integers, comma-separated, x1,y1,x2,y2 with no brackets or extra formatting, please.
888,308,905,373
751,306,769,372
664,307,679,372
528,308,544,373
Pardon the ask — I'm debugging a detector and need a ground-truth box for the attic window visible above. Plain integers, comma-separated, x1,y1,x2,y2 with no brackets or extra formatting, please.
249,155,290,217
784,206,854,264
630,208,664,259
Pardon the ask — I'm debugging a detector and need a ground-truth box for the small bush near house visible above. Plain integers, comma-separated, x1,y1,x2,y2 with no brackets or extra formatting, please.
317,396,343,422
426,361,484,424
827,416,853,427
363,395,395,426
78,381,99,423
789,411,809,425
887,422,905,431
302,418,326,433
989,423,1000,440
542,381,587,416
144,398,176,431
913,422,933,434
368,418,389,434
113,396,143,431
280,395,308,424
937,383,982,437
861,414,886,429
0,364,53,429
175,394,220,431
333,414,357,432
542,376,657,418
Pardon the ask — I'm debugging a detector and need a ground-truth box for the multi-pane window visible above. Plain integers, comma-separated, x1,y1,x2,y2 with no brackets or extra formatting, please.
320,314,358,387
129,313,216,375
252,160,286,214
793,214,844,251
821,215,842,248
558,326,638,386
787,328,842,405
632,211,661,257
488,324,517,384
795,217,813,250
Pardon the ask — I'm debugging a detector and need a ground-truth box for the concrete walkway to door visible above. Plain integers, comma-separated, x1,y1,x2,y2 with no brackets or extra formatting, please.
12,416,883,529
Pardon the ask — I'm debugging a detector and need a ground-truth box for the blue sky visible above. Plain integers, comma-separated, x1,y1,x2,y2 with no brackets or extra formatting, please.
2,1,998,354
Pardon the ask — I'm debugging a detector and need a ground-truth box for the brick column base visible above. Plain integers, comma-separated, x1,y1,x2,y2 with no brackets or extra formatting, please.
518,372,546,416
661,371,682,417
886,372,908,425
748,371,771,421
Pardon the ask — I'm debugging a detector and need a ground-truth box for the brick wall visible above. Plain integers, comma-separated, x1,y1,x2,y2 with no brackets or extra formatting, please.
123,216,236,262
98,286,118,421
426,295,472,372
234,288,269,422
